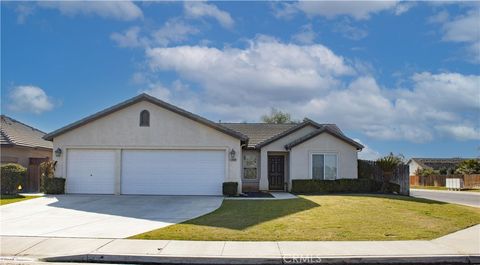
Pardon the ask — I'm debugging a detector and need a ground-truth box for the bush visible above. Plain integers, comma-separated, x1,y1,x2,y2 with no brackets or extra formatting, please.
1,163,26,195
291,179,400,194
41,176,65,194
223,182,238,196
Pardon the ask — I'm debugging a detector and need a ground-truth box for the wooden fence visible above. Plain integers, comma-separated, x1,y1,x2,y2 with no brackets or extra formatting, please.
358,160,410,196
410,174,480,189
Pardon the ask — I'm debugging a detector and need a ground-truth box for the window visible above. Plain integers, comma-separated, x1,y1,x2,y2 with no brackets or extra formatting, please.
243,153,257,179
139,110,150,127
312,153,337,180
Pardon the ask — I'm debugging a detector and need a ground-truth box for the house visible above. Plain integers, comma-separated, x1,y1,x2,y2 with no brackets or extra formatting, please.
407,158,469,176
43,94,363,195
1,115,53,191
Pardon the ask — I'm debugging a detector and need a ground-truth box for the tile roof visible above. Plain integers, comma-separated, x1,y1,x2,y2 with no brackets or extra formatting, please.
220,120,360,149
1,115,53,150
284,126,364,150
410,158,473,170
220,123,297,148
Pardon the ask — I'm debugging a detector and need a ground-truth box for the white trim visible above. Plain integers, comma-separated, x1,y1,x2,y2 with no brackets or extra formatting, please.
309,151,339,180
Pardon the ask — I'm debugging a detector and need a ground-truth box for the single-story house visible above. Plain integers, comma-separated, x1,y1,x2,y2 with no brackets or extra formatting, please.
1,115,53,191
407,158,469,176
43,94,363,195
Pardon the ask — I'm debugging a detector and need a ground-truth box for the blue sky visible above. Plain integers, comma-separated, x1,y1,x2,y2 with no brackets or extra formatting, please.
1,1,479,160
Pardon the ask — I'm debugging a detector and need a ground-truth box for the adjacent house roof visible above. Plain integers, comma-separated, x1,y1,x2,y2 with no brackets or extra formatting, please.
409,158,471,170
221,119,361,150
284,126,364,150
1,115,53,150
43,94,248,142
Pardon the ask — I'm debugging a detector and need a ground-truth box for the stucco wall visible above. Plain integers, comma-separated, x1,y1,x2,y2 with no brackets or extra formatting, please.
52,101,242,193
408,160,421,176
1,146,52,167
289,133,359,189
259,125,317,190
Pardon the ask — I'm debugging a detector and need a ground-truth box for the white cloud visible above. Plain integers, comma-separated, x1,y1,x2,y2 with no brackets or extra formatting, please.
333,20,368,40
431,9,480,63
110,27,145,48
146,37,354,106
151,18,200,47
8,86,55,114
274,1,405,20
436,125,480,140
355,139,381,160
138,37,478,142
15,3,35,24
184,1,234,29
38,1,143,21
292,24,316,44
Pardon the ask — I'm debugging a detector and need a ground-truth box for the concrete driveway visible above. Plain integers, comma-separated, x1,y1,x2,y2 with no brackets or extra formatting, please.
0,195,223,238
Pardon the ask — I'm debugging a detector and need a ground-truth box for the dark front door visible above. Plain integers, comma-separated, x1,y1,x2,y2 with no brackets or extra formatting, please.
268,155,284,190
27,157,49,192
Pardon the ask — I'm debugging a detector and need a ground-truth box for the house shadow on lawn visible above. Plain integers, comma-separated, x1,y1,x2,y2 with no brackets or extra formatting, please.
179,197,320,230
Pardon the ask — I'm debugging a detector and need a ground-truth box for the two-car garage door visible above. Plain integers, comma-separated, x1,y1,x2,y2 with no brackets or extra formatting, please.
66,149,225,195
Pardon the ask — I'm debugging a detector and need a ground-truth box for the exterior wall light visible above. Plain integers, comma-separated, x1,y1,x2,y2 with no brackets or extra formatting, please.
229,149,236,161
55,148,62,157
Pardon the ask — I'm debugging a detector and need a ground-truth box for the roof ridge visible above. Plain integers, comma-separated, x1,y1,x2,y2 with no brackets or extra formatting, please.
1,115,47,134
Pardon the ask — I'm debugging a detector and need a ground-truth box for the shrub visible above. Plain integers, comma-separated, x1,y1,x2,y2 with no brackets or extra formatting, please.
292,179,380,194
455,159,480,175
223,182,238,196
41,176,65,194
1,163,26,195
415,167,438,177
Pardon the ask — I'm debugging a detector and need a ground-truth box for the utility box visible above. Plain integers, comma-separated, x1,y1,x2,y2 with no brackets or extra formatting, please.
446,178,464,191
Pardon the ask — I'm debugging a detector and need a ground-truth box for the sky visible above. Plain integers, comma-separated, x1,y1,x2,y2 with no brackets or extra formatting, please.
1,1,479,160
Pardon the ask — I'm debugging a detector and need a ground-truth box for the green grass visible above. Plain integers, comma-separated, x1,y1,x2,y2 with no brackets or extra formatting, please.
411,186,480,192
0,195,40,205
131,194,480,241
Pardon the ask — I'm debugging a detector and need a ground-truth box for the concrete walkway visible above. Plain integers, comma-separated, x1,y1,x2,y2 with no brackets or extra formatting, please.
1,225,478,264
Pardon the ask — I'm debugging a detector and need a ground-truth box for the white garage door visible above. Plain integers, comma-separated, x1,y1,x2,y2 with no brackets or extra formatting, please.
66,149,116,194
121,150,225,195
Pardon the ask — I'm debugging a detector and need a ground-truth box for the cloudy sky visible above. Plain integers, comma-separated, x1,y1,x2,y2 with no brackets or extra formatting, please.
1,1,479,159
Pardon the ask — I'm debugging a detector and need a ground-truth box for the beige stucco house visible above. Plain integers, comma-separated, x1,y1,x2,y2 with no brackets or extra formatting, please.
44,94,363,195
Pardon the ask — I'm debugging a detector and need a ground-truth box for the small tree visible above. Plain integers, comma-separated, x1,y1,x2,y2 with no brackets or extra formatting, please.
261,108,292,124
455,159,480,175
415,167,438,177
376,153,403,193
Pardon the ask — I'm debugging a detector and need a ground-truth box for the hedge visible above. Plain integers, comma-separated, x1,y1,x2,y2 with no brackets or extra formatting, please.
1,163,26,195
223,182,238,196
41,176,65,194
291,179,400,194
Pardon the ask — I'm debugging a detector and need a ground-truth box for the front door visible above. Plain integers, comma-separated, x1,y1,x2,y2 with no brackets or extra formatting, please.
268,155,284,190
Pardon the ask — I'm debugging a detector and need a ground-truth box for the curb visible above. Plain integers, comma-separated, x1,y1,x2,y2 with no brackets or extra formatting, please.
43,254,480,264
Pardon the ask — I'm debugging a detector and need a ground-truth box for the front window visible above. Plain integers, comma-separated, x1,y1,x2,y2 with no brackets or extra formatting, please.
312,153,337,180
243,153,257,179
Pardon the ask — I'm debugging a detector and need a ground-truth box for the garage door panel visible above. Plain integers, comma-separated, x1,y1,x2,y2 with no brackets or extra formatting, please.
121,150,225,195
67,150,115,194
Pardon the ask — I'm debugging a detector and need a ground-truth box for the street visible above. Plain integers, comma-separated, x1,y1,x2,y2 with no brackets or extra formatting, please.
410,189,480,208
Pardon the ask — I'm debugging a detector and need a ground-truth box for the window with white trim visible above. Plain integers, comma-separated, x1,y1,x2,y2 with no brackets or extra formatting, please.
312,153,337,180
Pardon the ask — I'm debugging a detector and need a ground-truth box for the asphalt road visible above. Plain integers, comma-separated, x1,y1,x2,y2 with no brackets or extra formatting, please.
410,189,480,208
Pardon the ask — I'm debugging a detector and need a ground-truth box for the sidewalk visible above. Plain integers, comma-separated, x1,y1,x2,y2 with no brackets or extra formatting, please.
1,225,479,264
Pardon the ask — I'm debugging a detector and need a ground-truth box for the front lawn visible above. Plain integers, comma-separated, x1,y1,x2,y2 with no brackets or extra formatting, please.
411,186,480,192
0,195,40,205
131,194,480,241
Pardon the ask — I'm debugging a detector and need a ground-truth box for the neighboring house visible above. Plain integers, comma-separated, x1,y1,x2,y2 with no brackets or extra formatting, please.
43,94,363,195
407,158,469,176
1,115,53,191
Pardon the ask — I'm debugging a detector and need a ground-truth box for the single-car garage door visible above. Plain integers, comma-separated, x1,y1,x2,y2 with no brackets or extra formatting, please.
121,149,225,195
66,149,116,194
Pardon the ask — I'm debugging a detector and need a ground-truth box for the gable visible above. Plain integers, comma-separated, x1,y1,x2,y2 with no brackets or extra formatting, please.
53,100,242,147
44,94,247,142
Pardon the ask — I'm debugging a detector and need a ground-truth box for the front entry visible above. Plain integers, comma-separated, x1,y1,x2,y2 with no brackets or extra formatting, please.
268,155,285,190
